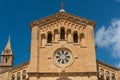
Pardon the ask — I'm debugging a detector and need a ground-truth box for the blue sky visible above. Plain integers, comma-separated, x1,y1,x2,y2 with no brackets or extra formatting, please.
0,0,120,67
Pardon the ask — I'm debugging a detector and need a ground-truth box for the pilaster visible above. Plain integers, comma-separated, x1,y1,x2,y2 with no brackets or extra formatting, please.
29,26,39,72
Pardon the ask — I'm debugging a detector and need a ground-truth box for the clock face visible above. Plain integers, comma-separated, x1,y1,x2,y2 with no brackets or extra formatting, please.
55,50,70,64
53,48,73,68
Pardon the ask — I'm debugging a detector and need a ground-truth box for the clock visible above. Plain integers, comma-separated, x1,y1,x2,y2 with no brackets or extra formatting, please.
53,48,73,68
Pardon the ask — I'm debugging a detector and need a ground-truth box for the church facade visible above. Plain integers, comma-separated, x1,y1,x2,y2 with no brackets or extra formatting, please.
0,9,120,80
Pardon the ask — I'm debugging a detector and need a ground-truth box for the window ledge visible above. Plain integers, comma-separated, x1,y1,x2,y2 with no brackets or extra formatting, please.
46,43,52,46
52,42,59,44
74,43,80,46
67,42,73,44
39,47,46,48
80,46,87,48
58,39,68,41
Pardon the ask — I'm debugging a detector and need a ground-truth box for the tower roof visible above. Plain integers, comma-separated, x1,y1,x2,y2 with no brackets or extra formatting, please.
4,36,12,50
1,36,13,55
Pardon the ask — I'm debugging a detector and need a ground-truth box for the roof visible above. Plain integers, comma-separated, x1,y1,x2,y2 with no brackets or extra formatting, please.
0,61,29,74
97,60,120,71
9,61,29,72
30,11,96,29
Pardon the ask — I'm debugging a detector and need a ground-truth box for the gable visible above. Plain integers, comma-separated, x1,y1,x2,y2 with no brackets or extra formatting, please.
30,12,95,29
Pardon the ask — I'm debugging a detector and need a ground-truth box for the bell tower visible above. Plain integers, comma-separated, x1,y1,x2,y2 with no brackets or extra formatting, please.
0,36,14,67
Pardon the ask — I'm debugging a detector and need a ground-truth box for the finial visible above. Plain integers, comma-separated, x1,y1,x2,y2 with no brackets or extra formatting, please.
60,0,65,12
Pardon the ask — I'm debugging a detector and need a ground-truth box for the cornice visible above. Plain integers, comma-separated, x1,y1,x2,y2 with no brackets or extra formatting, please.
28,72,97,77
30,12,95,29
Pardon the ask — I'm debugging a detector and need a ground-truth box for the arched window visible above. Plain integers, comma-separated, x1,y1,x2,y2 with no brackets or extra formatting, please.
100,69,104,79
17,72,20,80
112,73,115,80
106,71,110,80
22,70,26,80
73,32,78,43
11,75,15,80
60,27,65,40
47,32,52,43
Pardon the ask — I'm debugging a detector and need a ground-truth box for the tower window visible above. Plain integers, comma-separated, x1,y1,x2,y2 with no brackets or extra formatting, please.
5,58,8,63
73,32,78,43
60,28,65,39
47,32,52,43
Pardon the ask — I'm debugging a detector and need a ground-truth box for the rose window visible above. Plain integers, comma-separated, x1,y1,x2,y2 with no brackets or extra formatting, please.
55,50,71,64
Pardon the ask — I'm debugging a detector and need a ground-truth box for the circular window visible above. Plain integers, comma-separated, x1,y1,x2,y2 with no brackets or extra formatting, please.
53,48,73,68
55,50,70,64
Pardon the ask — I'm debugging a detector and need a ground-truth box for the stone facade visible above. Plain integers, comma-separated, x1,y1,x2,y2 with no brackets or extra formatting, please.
0,10,120,80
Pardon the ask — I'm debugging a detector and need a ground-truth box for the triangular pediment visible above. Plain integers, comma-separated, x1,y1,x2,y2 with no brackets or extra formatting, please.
30,12,95,28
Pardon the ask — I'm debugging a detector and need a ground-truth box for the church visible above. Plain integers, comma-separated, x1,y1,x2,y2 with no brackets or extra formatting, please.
0,6,120,80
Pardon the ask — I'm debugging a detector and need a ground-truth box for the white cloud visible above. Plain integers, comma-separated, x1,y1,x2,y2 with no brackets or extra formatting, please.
95,18,120,58
115,62,120,68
